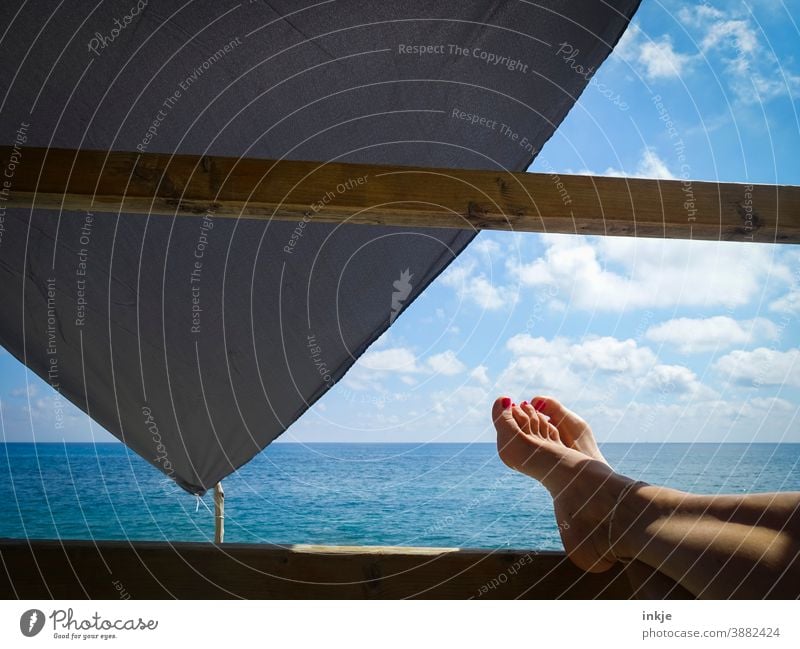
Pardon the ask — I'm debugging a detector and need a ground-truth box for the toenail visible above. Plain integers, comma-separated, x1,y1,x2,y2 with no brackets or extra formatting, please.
521,401,528,406
501,397,511,409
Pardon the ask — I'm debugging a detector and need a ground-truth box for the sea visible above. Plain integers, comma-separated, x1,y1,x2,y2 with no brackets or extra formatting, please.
1,443,799,549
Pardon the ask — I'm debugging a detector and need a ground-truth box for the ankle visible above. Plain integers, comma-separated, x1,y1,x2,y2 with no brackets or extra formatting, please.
611,484,682,560
541,454,617,499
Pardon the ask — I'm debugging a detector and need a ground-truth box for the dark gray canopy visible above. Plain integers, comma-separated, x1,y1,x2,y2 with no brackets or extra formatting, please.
0,1,639,493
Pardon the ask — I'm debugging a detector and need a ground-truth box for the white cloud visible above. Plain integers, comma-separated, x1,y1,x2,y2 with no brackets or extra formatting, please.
627,7,800,105
770,289,800,314
429,385,494,425
22,394,85,426
10,384,38,398
469,365,490,386
440,260,517,310
638,36,693,80
500,334,659,400
612,22,642,62
701,19,758,60
495,332,737,414
602,148,676,180
634,148,676,179
749,71,800,103
506,333,557,356
426,350,466,376
770,251,800,313
496,354,585,402
466,275,508,309
646,316,779,353
610,22,692,81
508,234,791,311
471,237,502,257
358,347,421,373
582,396,799,443
686,6,800,103
570,337,657,374
642,364,716,399
742,396,794,415
678,5,724,26
351,346,467,386
715,347,800,387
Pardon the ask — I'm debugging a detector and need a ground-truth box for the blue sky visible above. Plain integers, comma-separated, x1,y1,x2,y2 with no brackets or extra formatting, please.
2,0,799,445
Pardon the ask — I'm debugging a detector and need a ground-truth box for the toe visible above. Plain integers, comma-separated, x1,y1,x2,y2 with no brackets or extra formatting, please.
511,403,533,434
537,412,559,441
533,395,582,443
545,419,561,442
526,402,558,440
493,397,527,470
492,396,517,429
533,395,586,429
520,402,542,437
532,395,570,424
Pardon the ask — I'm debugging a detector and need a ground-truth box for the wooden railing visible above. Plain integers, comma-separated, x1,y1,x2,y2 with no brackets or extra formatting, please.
0,539,634,599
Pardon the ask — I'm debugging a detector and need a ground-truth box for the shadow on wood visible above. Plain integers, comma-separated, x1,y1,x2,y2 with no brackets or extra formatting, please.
0,539,635,599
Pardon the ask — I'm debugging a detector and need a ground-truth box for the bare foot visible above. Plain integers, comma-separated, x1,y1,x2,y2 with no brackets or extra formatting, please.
492,396,634,573
531,395,607,464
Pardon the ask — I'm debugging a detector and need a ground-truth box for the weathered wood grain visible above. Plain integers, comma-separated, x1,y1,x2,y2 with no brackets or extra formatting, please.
2,147,797,243
0,539,633,599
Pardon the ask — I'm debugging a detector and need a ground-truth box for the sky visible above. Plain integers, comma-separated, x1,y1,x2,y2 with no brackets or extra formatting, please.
2,0,799,446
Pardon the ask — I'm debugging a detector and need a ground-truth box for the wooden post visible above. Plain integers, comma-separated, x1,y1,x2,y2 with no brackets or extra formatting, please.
213,482,224,544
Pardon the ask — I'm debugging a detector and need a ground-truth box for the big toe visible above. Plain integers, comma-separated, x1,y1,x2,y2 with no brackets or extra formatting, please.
492,397,531,470
492,397,519,438
532,396,574,426
534,395,606,463
534,396,587,440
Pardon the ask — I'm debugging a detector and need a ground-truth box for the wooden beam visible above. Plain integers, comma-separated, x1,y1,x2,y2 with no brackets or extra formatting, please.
2,146,798,243
0,538,634,599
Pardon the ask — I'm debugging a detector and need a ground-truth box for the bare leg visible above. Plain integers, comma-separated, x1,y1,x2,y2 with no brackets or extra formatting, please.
614,485,800,598
492,396,800,599
529,395,663,598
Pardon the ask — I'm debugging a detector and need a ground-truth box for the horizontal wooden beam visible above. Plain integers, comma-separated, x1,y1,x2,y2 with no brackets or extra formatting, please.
0,538,633,599
2,146,798,243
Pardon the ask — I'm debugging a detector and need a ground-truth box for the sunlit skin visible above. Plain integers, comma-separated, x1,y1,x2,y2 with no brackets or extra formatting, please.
493,395,800,598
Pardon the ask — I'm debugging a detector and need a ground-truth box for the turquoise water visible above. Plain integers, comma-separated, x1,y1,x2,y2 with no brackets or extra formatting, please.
1,443,799,549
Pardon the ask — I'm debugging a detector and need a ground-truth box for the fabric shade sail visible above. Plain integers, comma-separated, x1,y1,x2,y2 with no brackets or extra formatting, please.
0,0,640,494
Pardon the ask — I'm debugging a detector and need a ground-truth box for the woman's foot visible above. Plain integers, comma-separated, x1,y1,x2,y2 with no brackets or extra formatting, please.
492,396,633,573
531,396,607,464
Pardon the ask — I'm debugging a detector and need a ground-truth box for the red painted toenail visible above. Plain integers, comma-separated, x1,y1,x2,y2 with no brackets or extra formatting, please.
501,397,511,409
521,401,528,406
533,399,544,410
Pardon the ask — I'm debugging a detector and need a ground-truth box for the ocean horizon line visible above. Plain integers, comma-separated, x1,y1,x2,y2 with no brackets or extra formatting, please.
2,441,798,446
